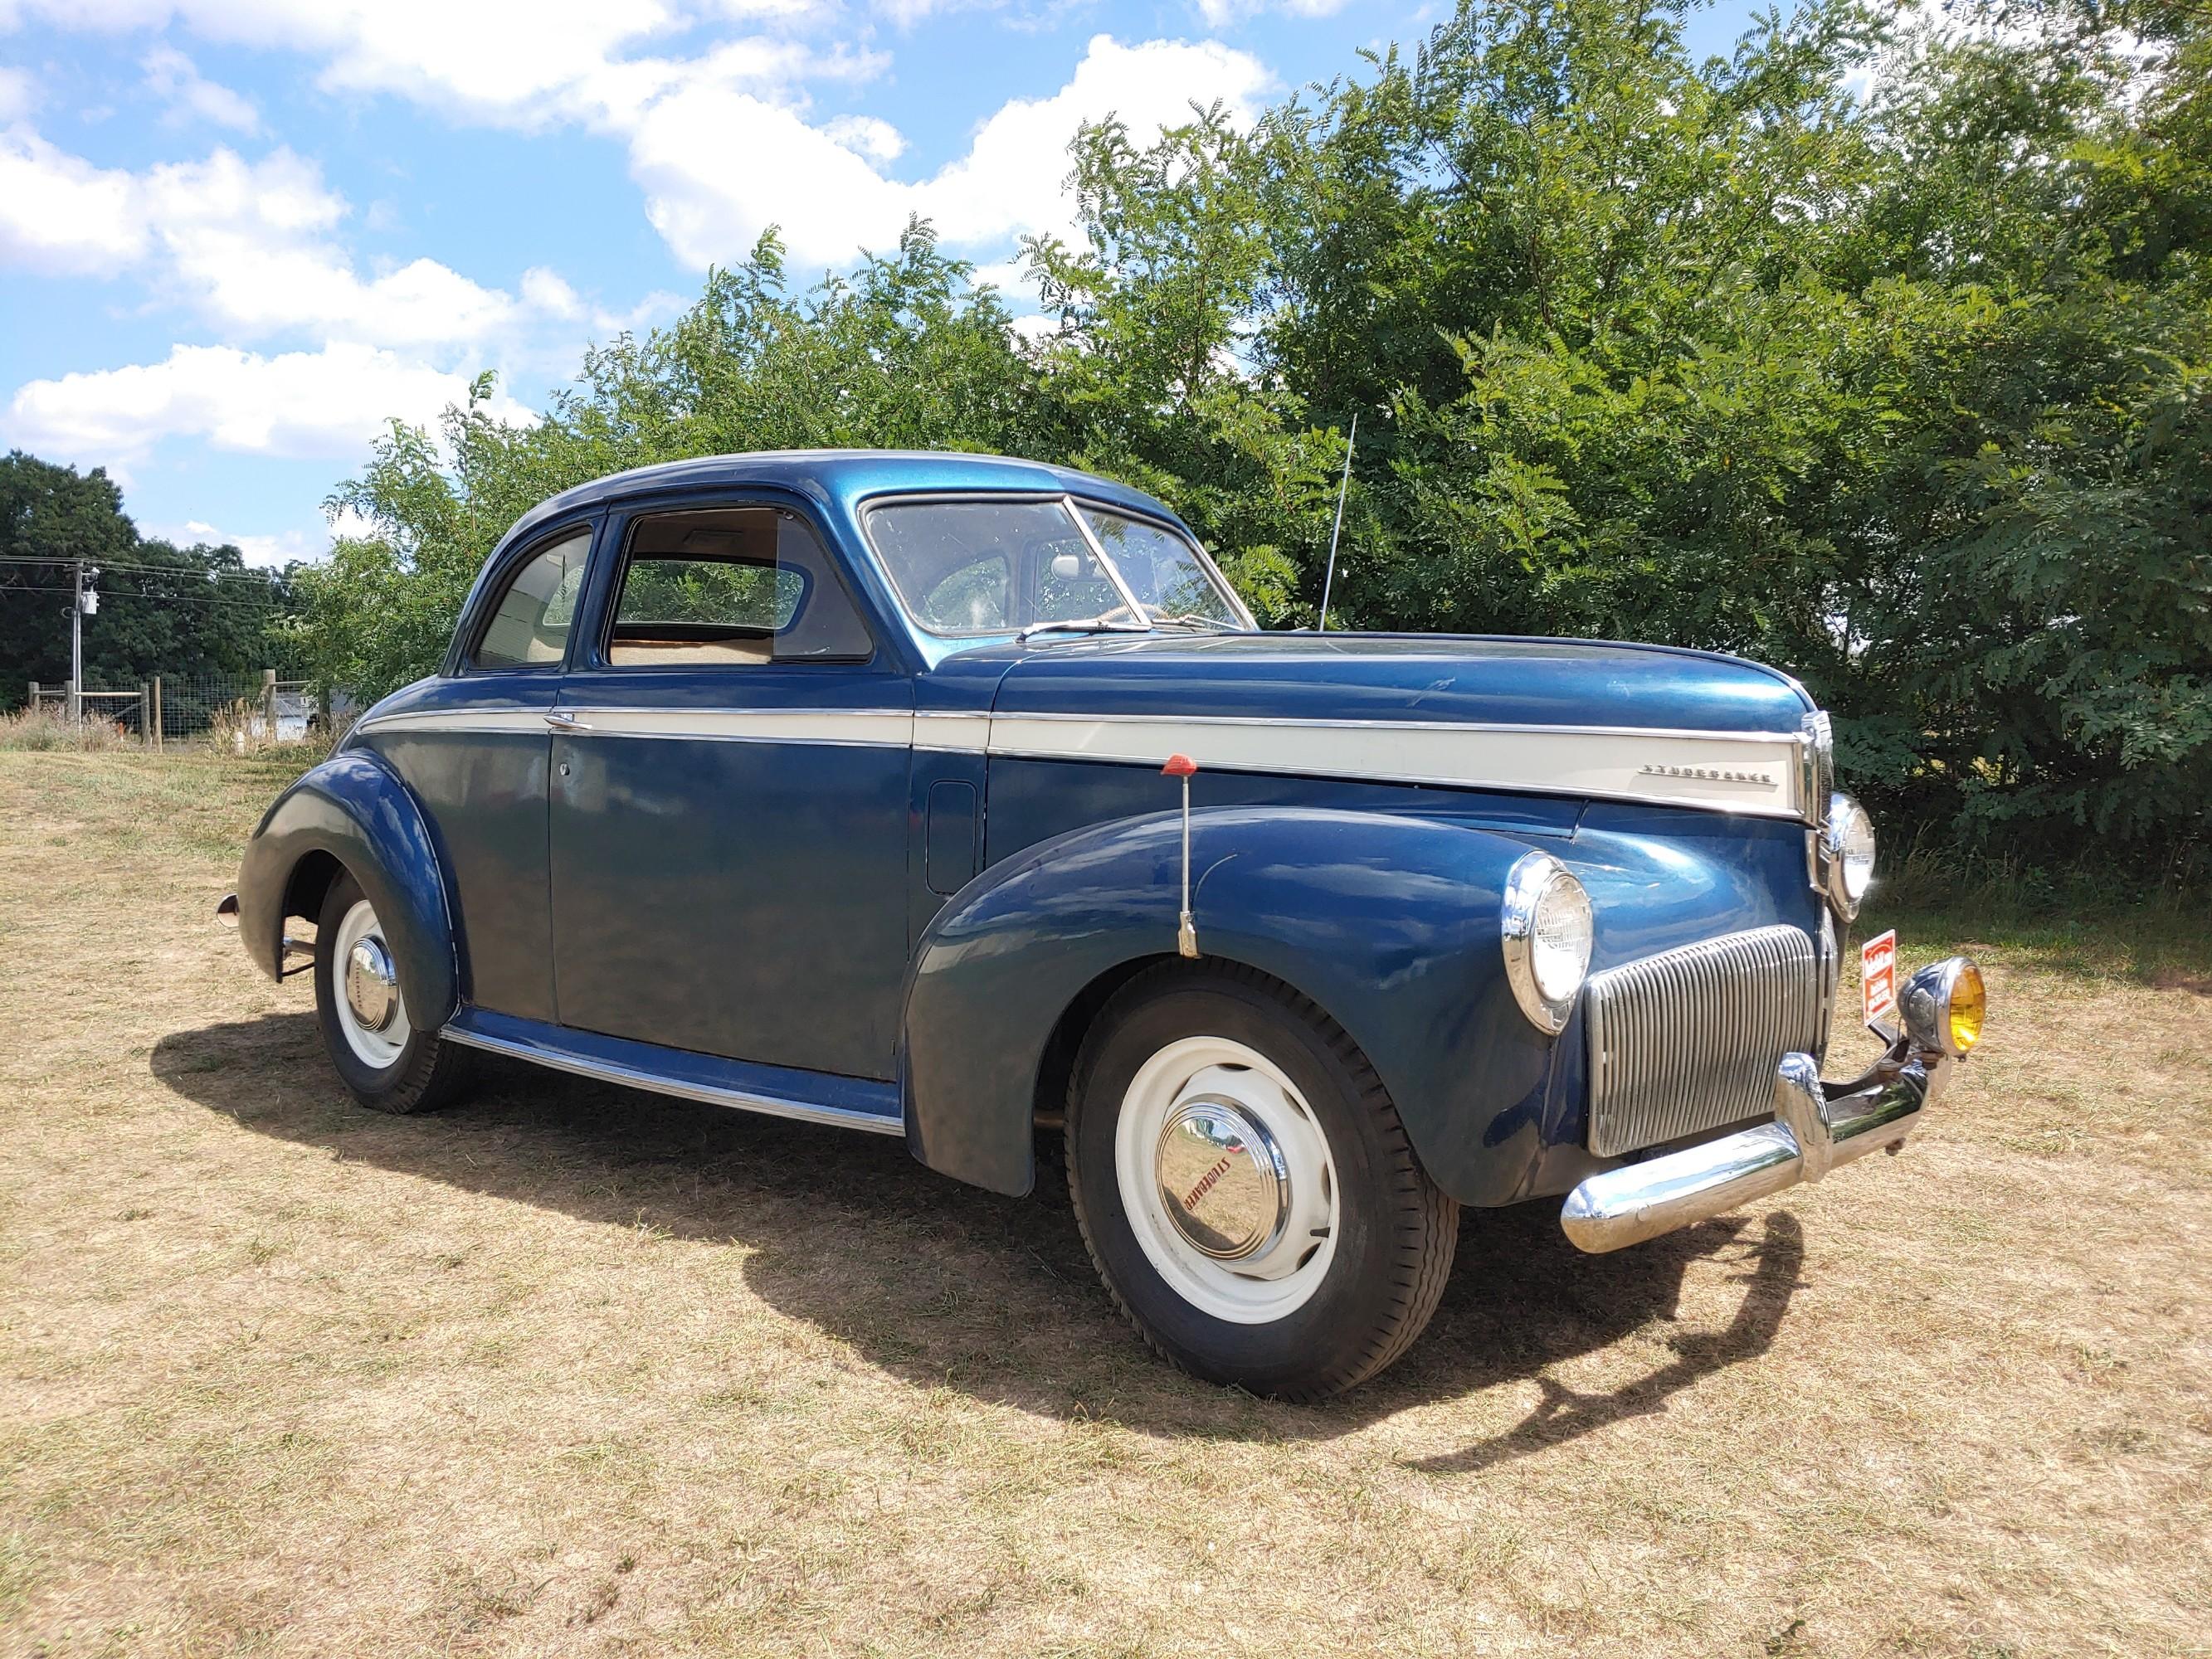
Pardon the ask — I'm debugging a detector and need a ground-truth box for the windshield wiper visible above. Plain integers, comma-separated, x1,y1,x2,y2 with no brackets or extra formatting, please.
1147,611,1233,633
1015,614,1152,643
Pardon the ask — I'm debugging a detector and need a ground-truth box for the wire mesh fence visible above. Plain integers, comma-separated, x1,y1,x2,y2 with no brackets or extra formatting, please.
22,673,328,748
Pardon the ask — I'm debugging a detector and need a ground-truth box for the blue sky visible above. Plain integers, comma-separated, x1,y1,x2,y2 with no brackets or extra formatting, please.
0,0,1761,565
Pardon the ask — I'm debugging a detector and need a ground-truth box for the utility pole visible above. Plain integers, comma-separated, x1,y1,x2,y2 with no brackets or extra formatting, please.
68,561,99,727
69,560,83,726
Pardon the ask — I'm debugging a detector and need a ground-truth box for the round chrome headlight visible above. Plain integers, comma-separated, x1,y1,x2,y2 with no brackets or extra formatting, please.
1822,791,1876,918
1503,854,1593,1034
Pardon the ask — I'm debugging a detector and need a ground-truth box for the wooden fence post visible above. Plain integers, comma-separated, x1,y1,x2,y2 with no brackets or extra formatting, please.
151,676,163,752
138,684,150,747
261,669,278,742
27,681,38,712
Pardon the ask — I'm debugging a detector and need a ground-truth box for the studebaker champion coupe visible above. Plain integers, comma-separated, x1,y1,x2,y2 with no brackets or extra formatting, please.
219,450,1987,1398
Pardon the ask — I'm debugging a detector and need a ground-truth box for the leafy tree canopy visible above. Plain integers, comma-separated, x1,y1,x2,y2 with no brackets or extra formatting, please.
0,450,302,708
303,0,2210,866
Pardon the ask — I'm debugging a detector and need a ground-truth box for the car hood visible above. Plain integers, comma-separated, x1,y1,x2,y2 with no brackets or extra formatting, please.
967,631,1819,821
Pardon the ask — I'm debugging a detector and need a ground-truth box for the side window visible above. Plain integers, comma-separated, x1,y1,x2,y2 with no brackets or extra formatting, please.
606,508,871,666
474,528,592,669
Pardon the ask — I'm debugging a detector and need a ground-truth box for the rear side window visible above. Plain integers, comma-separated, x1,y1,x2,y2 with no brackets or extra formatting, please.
604,508,872,665
474,528,592,668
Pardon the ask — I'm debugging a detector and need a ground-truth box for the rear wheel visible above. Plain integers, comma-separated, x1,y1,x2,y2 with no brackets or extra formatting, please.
313,871,470,1114
1065,963,1457,1399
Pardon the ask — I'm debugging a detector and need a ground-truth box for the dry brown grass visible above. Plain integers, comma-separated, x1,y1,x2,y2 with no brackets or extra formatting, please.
1,749,2206,1658
0,704,133,753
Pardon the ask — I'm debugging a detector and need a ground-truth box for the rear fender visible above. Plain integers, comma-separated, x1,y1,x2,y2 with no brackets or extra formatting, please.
901,807,1556,1202
236,752,459,1026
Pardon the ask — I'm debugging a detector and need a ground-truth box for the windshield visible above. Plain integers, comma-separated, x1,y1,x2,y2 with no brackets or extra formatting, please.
863,496,1248,639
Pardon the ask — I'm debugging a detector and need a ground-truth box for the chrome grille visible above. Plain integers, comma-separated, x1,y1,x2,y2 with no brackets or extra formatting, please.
1584,924,1822,1157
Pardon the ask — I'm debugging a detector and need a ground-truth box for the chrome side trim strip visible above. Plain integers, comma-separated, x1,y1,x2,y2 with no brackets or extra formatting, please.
992,710,1807,744
553,708,914,748
357,708,557,736
437,1024,908,1136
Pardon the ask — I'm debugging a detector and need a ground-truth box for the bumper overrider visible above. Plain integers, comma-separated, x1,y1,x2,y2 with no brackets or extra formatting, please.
1560,956,1982,1253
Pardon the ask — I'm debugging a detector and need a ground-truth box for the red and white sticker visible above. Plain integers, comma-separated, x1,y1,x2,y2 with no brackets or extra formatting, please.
1861,929,1898,1031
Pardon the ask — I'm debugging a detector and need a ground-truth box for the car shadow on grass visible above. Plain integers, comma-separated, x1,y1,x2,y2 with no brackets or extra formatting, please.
152,1014,1804,1459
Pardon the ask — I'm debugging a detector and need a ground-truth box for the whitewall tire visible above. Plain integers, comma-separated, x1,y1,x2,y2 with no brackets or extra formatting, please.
312,870,470,1115
1066,962,1459,1399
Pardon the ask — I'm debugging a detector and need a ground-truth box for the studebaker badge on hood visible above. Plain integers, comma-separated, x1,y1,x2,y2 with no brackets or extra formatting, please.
217,450,1985,1399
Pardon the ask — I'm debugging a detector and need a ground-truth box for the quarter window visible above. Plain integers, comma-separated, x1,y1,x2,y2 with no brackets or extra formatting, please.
605,508,871,665
474,528,591,669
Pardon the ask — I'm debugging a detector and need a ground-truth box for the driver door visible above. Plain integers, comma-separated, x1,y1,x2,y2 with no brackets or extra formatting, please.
547,499,914,1078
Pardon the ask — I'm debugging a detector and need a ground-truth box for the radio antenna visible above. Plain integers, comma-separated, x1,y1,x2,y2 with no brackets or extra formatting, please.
1318,411,1357,632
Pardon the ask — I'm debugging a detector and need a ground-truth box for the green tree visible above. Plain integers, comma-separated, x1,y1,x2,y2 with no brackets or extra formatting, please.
295,0,2212,867
0,451,300,708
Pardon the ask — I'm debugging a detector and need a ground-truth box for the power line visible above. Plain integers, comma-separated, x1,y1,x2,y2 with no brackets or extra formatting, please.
0,554,293,583
0,581,282,613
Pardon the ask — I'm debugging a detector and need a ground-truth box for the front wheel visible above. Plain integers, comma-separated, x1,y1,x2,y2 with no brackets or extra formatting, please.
313,871,470,1114
1065,964,1458,1399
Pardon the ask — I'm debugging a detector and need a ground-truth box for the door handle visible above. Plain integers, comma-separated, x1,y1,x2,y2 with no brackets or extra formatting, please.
544,709,590,732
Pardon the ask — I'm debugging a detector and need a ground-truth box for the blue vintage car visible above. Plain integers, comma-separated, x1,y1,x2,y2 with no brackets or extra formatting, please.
219,450,1986,1398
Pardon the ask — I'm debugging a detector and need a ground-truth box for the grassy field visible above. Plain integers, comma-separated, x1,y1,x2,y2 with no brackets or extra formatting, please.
1,750,2206,1658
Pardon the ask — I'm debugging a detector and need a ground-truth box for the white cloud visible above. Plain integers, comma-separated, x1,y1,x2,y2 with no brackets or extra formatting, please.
924,36,1272,244
142,44,259,130
146,152,520,344
621,33,1275,271
4,341,533,464
0,130,145,274
0,0,689,123
822,112,905,163
156,504,378,566
0,134,534,346
2,3,1276,281
520,265,583,319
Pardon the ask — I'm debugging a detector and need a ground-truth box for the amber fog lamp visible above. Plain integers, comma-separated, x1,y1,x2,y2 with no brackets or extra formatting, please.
1946,961,1985,1053
1900,956,1985,1058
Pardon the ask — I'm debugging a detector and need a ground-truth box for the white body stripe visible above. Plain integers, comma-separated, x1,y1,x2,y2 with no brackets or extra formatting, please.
359,704,1807,818
913,710,992,752
985,714,1801,818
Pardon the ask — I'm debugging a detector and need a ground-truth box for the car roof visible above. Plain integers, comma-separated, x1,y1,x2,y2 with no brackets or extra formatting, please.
498,449,1187,551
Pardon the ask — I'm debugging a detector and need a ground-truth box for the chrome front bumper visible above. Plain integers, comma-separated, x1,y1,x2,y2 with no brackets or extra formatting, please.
1559,1041,1946,1253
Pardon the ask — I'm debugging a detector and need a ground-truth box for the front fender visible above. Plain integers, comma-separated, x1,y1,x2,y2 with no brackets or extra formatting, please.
236,752,459,1027
901,807,1557,1203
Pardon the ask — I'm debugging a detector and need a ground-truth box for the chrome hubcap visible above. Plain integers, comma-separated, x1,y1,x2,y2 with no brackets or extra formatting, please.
329,897,410,1070
1154,1097,1288,1260
343,936,398,1032
1114,1035,1340,1324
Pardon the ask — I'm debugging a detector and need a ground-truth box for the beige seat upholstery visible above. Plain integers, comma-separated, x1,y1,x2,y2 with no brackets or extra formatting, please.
607,637,775,666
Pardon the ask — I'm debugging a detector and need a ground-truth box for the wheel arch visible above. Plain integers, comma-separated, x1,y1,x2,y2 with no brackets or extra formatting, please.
901,805,1561,1204
281,848,345,930
236,752,461,1027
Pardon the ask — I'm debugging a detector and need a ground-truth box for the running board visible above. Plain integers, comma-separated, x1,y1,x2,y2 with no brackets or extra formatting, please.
440,1008,904,1136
